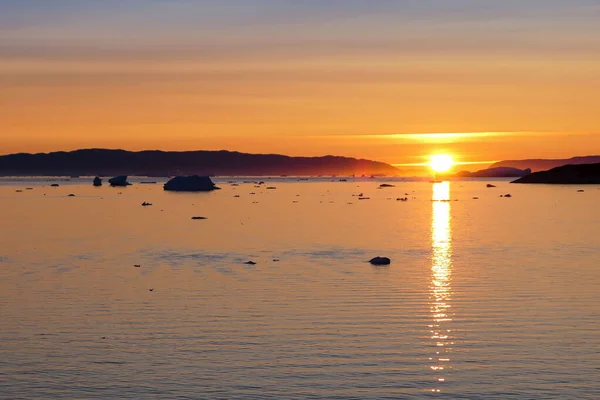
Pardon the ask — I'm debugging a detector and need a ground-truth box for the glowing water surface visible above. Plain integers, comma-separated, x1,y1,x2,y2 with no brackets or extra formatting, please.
1,177,599,399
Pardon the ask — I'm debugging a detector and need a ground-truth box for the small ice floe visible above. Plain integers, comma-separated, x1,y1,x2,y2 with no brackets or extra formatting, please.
369,257,391,266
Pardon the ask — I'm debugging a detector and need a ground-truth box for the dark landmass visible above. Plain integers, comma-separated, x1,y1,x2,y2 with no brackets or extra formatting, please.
512,162,600,184
491,156,600,172
453,167,531,178
0,149,399,177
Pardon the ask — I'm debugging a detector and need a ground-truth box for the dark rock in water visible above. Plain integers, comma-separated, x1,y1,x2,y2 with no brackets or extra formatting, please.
142,202,152,206
503,194,512,198
577,189,585,192
191,216,207,220
273,259,280,262
25,188,33,190
93,177,102,186
15,190,23,192
163,175,219,192
473,197,479,200
396,197,408,201
140,181,157,184
50,184,60,187
358,197,370,200
109,175,131,187
133,264,141,268
369,257,391,266
68,194,75,197
379,184,395,188
233,195,240,198
245,261,257,265
149,288,154,292
266,186,277,190
486,184,496,188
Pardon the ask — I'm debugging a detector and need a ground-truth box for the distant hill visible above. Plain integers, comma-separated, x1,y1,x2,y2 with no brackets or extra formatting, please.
512,162,600,184
491,156,600,172
0,149,400,177
453,166,531,178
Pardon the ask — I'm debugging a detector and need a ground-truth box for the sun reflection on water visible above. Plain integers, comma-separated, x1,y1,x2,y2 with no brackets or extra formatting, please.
429,181,453,392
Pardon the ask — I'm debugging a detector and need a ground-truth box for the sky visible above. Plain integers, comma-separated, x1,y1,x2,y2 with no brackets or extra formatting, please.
1,0,600,167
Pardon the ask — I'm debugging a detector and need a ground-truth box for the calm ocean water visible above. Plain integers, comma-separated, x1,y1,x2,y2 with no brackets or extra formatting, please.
1,177,599,399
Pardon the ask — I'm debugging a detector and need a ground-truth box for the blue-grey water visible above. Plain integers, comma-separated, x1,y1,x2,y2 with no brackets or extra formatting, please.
1,177,599,399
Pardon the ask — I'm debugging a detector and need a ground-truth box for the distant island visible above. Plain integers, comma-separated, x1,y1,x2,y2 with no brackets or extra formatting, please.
511,162,600,184
453,166,531,178
491,156,600,172
0,149,400,177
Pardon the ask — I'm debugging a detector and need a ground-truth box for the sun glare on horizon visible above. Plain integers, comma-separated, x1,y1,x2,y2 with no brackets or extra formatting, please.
429,155,455,173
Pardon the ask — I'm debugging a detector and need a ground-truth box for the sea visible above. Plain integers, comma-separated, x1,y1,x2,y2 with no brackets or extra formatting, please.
1,176,599,399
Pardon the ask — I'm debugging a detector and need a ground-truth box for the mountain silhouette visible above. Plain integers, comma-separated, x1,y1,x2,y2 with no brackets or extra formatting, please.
491,156,600,172
0,149,399,177
511,162,600,184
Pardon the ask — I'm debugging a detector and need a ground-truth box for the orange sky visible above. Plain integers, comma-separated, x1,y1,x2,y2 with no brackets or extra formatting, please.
2,1,600,168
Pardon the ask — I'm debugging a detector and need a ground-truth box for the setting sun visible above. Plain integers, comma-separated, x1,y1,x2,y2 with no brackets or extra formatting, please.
429,155,455,173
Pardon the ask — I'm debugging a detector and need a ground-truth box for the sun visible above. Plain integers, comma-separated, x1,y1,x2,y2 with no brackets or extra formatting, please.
429,154,455,173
